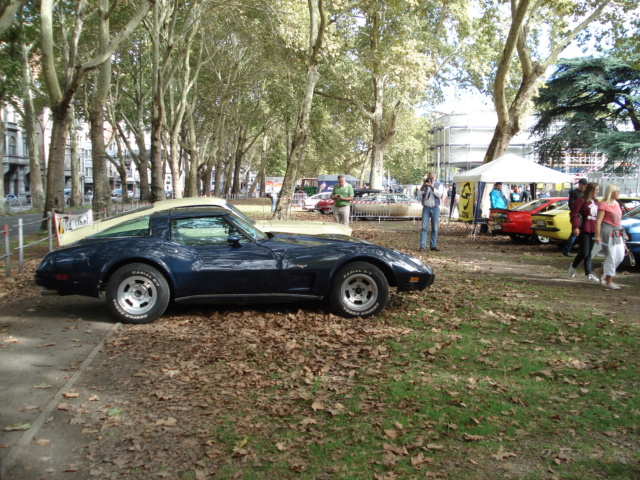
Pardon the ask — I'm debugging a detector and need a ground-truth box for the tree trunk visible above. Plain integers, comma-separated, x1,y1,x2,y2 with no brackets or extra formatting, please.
45,105,72,214
88,0,112,214
89,107,111,212
69,106,81,207
19,43,44,210
232,128,246,195
273,0,326,219
134,123,150,201
483,64,545,162
149,3,166,202
369,119,384,190
0,117,5,215
274,64,320,219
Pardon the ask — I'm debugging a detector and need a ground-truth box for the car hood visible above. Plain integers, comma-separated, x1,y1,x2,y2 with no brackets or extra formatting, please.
622,217,640,228
255,219,351,236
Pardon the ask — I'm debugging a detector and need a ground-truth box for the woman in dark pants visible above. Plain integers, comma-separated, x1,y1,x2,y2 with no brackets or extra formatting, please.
568,182,600,282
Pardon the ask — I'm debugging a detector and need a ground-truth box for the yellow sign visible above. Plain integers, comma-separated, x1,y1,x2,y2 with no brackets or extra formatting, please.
458,182,474,222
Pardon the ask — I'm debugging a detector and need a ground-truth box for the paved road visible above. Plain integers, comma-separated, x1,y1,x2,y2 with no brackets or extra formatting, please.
0,211,46,237
0,293,117,479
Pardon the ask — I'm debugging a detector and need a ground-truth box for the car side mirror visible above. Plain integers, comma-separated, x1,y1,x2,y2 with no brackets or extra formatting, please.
227,235,242,248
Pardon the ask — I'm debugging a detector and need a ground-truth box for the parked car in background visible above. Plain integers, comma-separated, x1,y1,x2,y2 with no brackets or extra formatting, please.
316,197,334,215
489,197,568,244
622,205,640,260
36,205,435,323
111,189,134,201
4,194,20,206
57,197,352,246
351,193,422,220
304,192,332,211
531,196,640,246
314,188,383,215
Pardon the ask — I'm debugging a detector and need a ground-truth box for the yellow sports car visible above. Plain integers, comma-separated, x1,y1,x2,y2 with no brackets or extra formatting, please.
531,196,640,243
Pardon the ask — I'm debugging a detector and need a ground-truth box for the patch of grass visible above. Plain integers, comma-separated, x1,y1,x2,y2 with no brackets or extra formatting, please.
69,219,639,479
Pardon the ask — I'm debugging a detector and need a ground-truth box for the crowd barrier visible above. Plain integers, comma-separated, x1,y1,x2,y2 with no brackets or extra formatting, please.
0,202,149,278
1,215,54,277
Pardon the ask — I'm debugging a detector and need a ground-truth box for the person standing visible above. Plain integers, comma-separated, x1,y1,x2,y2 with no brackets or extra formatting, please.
568,182,600,282
331,175,354,226
268,191,278,212
419,172,444,252
593,184,626,290
562,178,588,257
489,182,508,209
509,185,521,203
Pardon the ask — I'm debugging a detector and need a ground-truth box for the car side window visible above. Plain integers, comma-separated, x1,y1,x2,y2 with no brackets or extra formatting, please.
90,215,151,239
171,217,243,246
171,217,224,246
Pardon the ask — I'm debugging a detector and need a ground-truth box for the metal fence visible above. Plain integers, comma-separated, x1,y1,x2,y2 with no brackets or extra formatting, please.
0,202,151,278
1,214,54,277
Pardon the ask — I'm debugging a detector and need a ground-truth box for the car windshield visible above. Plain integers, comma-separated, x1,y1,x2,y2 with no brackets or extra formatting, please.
624,205,640,219
514,199,554,212
619,198,640,212
226,213,268,242
222,201,258,226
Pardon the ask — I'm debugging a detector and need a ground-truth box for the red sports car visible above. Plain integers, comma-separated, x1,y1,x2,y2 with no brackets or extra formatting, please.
314,188,383,215
315,197,334,215
489,197,568,244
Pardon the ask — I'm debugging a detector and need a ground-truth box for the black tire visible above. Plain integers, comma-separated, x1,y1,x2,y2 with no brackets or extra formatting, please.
330,262,389,318
320,208,331,215
509,233,531,243
105,263,170,324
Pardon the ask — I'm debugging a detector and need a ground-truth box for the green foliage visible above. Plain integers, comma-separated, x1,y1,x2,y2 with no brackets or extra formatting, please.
532,55,640,172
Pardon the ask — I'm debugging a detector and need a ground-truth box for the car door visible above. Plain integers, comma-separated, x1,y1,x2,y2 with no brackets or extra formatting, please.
165,214,280,298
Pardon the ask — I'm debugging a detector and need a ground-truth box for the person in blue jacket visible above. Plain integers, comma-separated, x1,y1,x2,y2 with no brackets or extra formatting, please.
490,182,508,209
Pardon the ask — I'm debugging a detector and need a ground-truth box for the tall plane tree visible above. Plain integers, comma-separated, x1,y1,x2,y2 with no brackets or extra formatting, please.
39,0,152,215
273,0,327,219
320,0,481,189
483,0,620,163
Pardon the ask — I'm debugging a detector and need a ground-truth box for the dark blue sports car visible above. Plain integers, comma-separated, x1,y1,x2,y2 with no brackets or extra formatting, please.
622,205,640,260
35,206,435,323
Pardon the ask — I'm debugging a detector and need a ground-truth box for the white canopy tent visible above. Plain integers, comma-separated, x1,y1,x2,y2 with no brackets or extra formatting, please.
452,153,573,184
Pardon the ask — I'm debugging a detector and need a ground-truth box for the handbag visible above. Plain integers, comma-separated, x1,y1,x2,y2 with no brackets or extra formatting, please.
627,248,636,267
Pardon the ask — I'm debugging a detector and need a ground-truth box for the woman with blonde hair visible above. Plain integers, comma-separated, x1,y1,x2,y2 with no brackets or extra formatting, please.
593,184,625,289
568,182,600,281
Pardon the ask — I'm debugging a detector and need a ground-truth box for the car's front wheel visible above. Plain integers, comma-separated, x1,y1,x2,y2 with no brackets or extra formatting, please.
105,263,170,324
330,262,389,318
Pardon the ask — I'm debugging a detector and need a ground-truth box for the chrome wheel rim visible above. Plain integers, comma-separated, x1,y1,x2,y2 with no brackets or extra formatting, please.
339,272,378,312
116,275,158,315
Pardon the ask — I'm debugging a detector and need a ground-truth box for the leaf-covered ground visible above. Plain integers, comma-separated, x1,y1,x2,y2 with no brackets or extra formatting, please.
3,216,639,479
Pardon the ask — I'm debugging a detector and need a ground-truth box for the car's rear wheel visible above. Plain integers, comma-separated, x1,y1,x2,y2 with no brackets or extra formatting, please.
106,263,170,324
509,233,530,243
532,234,550,245
330,262,389,318
320,208,331,215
